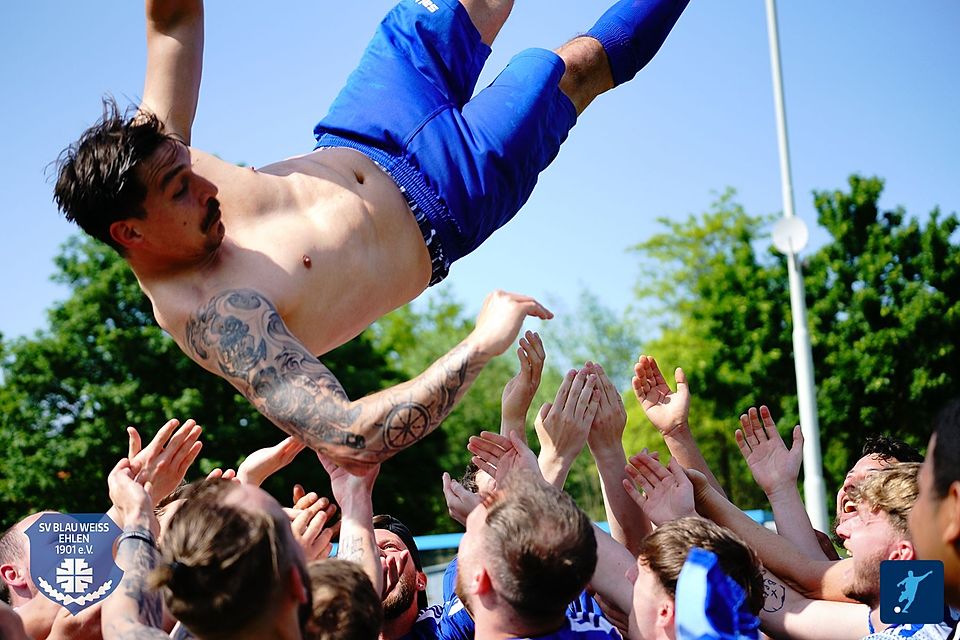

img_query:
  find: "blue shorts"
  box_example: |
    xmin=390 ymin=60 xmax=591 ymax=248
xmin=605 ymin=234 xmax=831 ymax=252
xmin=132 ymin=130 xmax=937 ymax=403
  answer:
xmin=314 ymin=0 xmax=578 ymax=285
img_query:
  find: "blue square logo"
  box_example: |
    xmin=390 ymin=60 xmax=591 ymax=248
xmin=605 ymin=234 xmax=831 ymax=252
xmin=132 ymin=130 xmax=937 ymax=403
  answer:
xmin=879 ymin=560 xmax=944 ymax=625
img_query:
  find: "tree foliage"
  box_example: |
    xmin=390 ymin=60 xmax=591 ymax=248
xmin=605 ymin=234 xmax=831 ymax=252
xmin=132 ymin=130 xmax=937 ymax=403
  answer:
xmin=627 ymin=177 xmax=959 ymax=510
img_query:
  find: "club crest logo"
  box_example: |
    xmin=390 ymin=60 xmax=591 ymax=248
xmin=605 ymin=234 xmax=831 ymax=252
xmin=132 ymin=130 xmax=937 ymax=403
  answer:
xmin=25 ymin=513 xmax=124 ymax=615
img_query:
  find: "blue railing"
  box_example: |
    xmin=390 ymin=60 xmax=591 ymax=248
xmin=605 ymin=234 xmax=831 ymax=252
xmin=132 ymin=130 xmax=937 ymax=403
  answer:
xmin=338 ymin=511 xmax=773 ymax=554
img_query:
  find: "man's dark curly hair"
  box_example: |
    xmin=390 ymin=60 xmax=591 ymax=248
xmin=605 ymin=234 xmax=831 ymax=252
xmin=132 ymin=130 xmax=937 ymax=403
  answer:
xmin=53 ymin=97 xmax=176 ymax=254
xmin=860 ymin=435 xmax=923 ymax=464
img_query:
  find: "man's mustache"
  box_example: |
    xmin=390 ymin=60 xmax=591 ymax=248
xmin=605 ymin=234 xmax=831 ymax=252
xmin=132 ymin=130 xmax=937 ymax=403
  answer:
xmin=202 ymin=198 xmax=222 ymax=232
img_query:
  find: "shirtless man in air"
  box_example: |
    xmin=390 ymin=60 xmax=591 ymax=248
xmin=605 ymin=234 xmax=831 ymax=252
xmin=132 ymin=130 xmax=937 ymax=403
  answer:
xmin=54 ymin=0 xmax=691 ymax=471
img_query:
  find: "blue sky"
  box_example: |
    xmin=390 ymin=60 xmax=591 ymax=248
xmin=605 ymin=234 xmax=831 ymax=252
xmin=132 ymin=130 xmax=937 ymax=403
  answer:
xmin=1 ymin=1 xmax=958 ymax=341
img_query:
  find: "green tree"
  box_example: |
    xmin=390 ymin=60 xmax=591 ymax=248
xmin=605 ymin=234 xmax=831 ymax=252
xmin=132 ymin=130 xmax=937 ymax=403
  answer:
xmin=805 ymin=176 xmax=959 ymax=483
xmin=627 ymin=177 xmax=959 ymax=511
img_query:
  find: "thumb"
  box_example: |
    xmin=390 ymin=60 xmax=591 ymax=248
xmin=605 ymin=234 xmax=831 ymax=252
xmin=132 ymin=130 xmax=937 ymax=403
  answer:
xmin=127 ymin=427 xmax=142 ymax=460
xmin=534 ymin=403 xmax=552 ymax=433
xmin=537 ymin=402 xmax=552 ymax=422
xmin=675 ymin=367 xmax=688 ymax=389
xmin=792 ymin=425 xmax=804 ymax=450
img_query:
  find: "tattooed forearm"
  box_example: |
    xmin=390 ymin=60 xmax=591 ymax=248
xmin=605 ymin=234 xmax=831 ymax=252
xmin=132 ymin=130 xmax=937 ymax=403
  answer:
xmin=338 ymin=533 xmax=364 ymax=564
xmin=102 ymin=533 xmax=167 ymax=640
xmin=762 ymin=573 xmax=786 ymax=613
xmin=186 ymin=290 xmax=490 ymax=463
xmin=336 ymin=522 xmax=381 ymax=595
xmin=373 ymin=343 xmax=482 ymax=453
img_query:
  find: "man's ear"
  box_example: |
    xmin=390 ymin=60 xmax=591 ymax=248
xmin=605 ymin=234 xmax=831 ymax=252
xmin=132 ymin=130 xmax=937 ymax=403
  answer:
xmin=656 ymin=597 xmax=675 ymax=635
xmin=0 ymin=564 xmax=27 ymax=590
xmin=889 ymin=539 xmax=914 ymax=561
xmin=463 ymin=564 xmax=491 ymax=597
xmin=415 ymin=570 xmax=427 ymax=593
xmin=476 ymin=567 xmax=493 ymax=596
xmin=288 ymin=565 xmax=308 ymax=604
xmin=109 ymin=220 xmax=143 ymax=249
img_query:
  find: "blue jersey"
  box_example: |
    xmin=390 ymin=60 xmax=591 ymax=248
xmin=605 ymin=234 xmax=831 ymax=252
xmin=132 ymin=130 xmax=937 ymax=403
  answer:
xmin=402 ymin=596 xmax=474 ymax=640
xmin=405 ymin=558 xmax=620 ymax=639
xmin=864 ymin=607 xmax=960 ymax=640
xmin=508 ymin=610 xmax=622 ymax=639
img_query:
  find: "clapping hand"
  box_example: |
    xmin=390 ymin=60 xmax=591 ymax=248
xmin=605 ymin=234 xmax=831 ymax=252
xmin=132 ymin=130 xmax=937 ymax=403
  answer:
xmin=127 ymin=418 xmax=203 ymax=506
xmin=623 ymin=450 xmax=696 ymax=526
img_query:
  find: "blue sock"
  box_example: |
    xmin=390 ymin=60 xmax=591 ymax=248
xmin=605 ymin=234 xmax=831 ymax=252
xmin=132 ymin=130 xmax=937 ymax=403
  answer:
xmin=586 ymin=0 xmax=691 ymax=87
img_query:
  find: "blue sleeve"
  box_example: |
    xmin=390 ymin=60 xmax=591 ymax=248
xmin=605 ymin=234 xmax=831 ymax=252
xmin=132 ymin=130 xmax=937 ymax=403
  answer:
xmin=442 ymin=556 xmax=459 ymax=602
xmin=437 ymin=597 xmax=474 ymax=640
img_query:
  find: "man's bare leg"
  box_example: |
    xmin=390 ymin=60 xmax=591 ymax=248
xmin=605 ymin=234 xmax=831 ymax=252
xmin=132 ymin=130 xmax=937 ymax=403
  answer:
xmin=558 ymin=0 xmax=692 ymax=115
xmin=557 ymin=38 xmax=615 ymax=115
xmin=459 ymin=0 xmax=515 ymax=47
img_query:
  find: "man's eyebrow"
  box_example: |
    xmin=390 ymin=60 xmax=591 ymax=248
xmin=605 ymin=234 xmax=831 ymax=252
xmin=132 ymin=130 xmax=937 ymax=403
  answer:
xmin=159 ymin=163 xmax=187 ymax=190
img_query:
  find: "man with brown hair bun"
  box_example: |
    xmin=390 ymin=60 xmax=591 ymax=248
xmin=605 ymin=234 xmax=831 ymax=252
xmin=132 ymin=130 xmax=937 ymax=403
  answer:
xmin=102 ymin=458 xmax=313 ymax=640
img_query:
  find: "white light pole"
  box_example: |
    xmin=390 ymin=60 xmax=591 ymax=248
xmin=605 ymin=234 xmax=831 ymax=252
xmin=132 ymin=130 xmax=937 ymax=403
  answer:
xmin=765 ymin=0 xmax=829 ymax=532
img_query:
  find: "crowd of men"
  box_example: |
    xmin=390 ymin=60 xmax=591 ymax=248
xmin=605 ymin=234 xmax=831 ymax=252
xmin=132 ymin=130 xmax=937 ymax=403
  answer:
xmin=5 ymin=0 xmax=958 ymax=637
xmin=2 ymin=333 xmax=959 ymax=640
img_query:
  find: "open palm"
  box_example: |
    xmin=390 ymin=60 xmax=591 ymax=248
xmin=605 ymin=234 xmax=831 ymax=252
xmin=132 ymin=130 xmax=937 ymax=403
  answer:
xmin=632 ymin=355 xmax=690 ymax=436
xmin=735 ymin=405 xmax=803 ymax=496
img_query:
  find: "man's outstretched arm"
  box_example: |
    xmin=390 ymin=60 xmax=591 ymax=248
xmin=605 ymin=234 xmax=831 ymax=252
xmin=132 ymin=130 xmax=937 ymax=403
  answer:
xmin=184 ymin=289 xmax=551 ymax=471
xmin=140 ymin=0 xmax=204 ymax=143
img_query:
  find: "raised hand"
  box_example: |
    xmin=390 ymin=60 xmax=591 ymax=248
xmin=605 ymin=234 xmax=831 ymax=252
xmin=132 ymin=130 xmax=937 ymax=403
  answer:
xmin=127 ymin=418 xmax=203 ymax=506
xmin=534 ymin=368 xmax=600 ymax=468
xmin=283 ymin=490 xmax=337 ymax=525
xmin=735 ymin=406 xmax=803 ymax=498
xmin=584 ymin=362 xmax=627 ymax=453
xmin=317 ymin=453 xmax=381 ymax=593
xmin=107 ymin=458 xmax=157 ymax=533
xmin=623 ymin=450 xmax=696 ymax=525
xmin=632 ymin=355 xmax=690 ymax=437
xmin=468 ymin=290 xmax=553 ymax=357
xmin=236 ymin=436 xmax=306 ymax=487
xmin=501 ymin=331 xmax=546 ymax=432
xmin=288 ymin=491 xmax=339 ymax=562
xmin=441 ymin=472 xmax=482 ymax=526
xmin=467 ymin=430 xmax=541 ymax=485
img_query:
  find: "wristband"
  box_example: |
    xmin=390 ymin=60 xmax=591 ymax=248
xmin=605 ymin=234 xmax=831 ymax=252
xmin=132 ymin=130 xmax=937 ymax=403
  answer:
xmin=116 ymin=528 xmax=157 ymax=550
